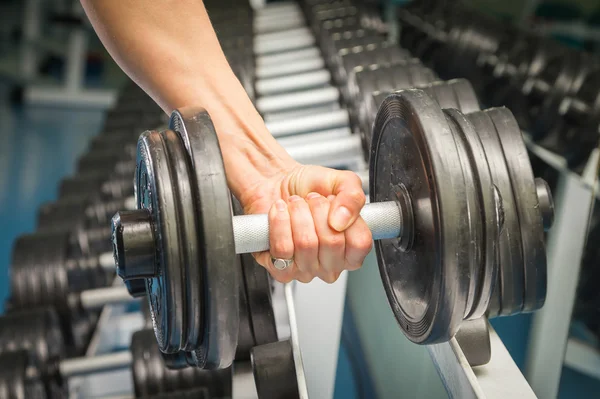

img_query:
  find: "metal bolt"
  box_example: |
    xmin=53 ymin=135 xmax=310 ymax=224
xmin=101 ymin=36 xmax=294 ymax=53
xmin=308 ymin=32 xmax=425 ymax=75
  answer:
xmin=111 ymin=210 xmax=157 ymax=280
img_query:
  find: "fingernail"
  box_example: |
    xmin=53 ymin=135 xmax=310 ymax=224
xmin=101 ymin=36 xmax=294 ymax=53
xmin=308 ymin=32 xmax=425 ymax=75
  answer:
xmin=327 ymin=195 xmax=336 ymax=202
xmin=306 ymin=192 xmax=320 ymax=200
xmin=288 ymin=195 xmax=302 ymax=202
xmin=275 ymin=199 xmax=287 ymax=211
xmin=330 ymin=206 xmax=352 ymax=231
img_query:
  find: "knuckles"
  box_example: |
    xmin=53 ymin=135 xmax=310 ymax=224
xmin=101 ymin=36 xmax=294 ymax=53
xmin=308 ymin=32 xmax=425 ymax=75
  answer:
xmin=320 ymin=232 xmax=345 ymax=249
xmin=294 ymin=234 xmax=318 ymax=251
xmin=271 ymin=241 xmax=293 ymax=257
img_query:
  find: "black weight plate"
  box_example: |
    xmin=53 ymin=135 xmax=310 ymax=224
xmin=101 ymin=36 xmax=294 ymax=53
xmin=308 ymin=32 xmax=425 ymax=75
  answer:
xmin=37 ymin=198 xmax=88 ymax=232
xmin=251 ymin=340 xmax=300 ymax=399
xmin=240 ymin=253 xmax=278 ymax=347
xmin=170 ymin=108 xmax=238 ymax=369
xmin=441 ymin=109 xmax=482 ymax=320
xmin=131 ymin=329 xmax=232 ymax=398
xmin=0 ymin=350 xmax=47 ymax=399
xmin=344 ymin=47 xmax=412 ymax=105
xmin=161 ymin=129 xmax=202 ymax=354
xmin=136 ymin=130 xmax=186 ymax=354
xmin=487 ymin=108 xmax=547 ymax=312
xmin=444 ymin=109 xmax=499 ymax=319
xmin=9 ymin=233 xmax=70 ymax=311
xmin=466 ymin=111 xmax=525 ymax=316
xmin=0 ymin=307 xmax=66 ymax=364
xmin=357 ymin=61 xmax=437 ymax=155
xmin=420 ymin=78 xmax=480 ymax=114
xmin=370 ymin=90 xmax=470 ymax=343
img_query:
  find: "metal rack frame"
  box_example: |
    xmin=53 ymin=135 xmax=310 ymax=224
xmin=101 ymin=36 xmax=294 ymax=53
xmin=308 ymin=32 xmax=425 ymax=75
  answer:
xmin=525 ymin=141 xmax=600 ymax=398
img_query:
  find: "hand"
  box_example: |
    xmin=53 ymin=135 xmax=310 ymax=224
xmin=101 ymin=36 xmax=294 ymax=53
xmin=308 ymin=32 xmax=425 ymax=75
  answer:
xmin=239 ymin=162 xmax=373 ymax=284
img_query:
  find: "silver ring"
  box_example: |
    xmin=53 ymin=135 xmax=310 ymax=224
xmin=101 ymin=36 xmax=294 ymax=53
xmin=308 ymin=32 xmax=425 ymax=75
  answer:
xmin=271 ymin=256 xmax=293 ymax=271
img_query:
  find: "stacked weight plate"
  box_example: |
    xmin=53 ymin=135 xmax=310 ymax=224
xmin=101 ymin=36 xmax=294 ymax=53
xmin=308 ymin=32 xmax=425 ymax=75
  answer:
xmin=397 ymin=1 xmax=600 ymax=173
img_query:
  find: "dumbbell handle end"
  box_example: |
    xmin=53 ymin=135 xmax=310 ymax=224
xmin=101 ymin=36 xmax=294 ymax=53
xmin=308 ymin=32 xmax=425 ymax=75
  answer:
xmin=233 ymin=201 xmax=402 ymax=254
xmin=75 ymin=286 xmax=136 ymax=310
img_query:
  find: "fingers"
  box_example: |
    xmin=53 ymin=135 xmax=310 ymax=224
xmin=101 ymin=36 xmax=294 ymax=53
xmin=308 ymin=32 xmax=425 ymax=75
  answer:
xmin=286 ymin=167 xmax=365 ymax=232
xmin=255 ymin=199 xmax=295 ymax=283
xmin=288 ymin=195 xmax=319 ymax=283
xmin=254 ymin=179 xmax=370 ymax=284
xmin=328 ymin=171 xmax=365 ymax=232
xmin=343 ymin=215 xmax=372 ymax=271
xmin=307 ymin=192 xmax=345 ymax=283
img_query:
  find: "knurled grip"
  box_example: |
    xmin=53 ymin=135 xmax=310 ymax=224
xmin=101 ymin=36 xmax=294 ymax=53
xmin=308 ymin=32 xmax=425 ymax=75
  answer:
xmin=232 ymin=201 xmax=402 ymax=254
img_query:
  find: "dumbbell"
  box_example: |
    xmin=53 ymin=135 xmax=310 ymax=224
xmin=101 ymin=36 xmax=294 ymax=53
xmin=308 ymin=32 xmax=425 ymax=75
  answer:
xmin=37 ymin=194 xmax=136 ymax=232
xmin=8 ymin=232 xmax=136 ymax=322
xmin=251 ymin=339 xmax=300 ymax=399
xmin=0 ymin=309 xmax=231 ymax=399
xmin=58 ymin=171 xmax=135 ymax=200
xmin=111 ymin=100 xmax=553 ymax=368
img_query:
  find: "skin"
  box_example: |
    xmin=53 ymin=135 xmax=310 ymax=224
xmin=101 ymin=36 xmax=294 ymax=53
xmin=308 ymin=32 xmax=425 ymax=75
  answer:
xmin=81 ymin=0 xmax=372 ymax=283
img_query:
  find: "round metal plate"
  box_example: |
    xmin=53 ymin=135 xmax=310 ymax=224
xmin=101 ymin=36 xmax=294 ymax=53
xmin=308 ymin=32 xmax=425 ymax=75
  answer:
xmin=420 ymin=78 xmax=480 ymax=113
xmin=444 ymin=109 xmax=499 ymax=319
xmin=0 ymin=307 xmax=66 ymax=364
xmin=170 ymin=108 xmax=238 ymax=370
xmin=0 ymin=350 xmax=47 ymax=399
xmin=162 ymin=129 xmax=202 ymax=353
xmin=136 ymin=130 xmax=186 ymax=354
xmin=240 ymin=253 xmax=278 ymax=346
xmin=131 ymin=329 xmax=233 ymax=397
xmin=369 ymin=90 xmax=470 ymax=343
xmin=486 ymin=108 xmax=547 ymax=312
xmin=442 ymin=109 xmax=482 ymax=320
xmin=466 ymin=111 xmax=525 ymax=316
xmin=250 ymin=340 xmax=300 ymax=399
xmin=9 ymin=233 xmax=69 ymax=311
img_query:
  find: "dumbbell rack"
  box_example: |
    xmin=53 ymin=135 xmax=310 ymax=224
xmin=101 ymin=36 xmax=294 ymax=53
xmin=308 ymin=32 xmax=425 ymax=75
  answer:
xmin=524 ymin=141 xmax=600 ymax=395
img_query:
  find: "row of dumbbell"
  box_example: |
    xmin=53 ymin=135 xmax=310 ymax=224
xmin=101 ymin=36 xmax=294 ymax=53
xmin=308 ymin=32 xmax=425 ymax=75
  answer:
xmin=398 ymin=0 xmax=600 ymax=172
xmin=4 ymin=4 xmax=303 ymax=397
xmin=3 ymin=87 xmax=165 ymax=371
xmin=0 ymin=306 xmax=238 ymax=398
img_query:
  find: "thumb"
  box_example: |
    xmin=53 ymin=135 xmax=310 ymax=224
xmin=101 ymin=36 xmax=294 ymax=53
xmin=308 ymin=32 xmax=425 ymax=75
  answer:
xmin=288 ymin=166 xmax=365 ymax=232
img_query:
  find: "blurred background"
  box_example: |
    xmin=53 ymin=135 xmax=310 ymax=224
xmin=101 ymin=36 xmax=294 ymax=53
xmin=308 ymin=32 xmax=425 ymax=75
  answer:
xmin=0 ymin=0 xmax=598 ymax=398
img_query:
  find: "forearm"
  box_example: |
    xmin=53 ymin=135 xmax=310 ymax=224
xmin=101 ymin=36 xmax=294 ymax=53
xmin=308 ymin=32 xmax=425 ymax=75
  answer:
xmin=80 ymin=0 xmax=296 ymax=198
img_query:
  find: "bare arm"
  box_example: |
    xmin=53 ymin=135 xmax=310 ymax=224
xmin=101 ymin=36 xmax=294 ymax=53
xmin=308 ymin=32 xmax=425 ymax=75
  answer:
xmin=81 ymin=0 xmax=292 ymax=200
